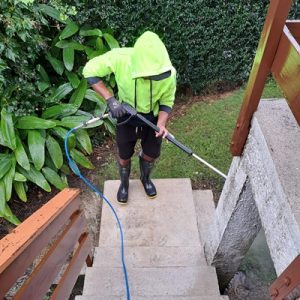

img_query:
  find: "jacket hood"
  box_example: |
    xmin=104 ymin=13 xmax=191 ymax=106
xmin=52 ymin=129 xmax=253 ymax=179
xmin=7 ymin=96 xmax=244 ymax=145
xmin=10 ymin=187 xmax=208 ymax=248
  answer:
xmin=131 ymin=31 xmax=173 ymax=79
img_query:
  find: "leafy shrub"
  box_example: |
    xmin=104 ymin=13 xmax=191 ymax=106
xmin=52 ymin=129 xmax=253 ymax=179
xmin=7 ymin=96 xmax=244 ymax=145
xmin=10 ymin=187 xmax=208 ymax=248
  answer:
xmin=72 ymin=0 xmax=299 ymax=93
xmin=0 ymin=2 xmax=118 ymax=224
xmin=0 ymin=0 xmax=50 ymax=113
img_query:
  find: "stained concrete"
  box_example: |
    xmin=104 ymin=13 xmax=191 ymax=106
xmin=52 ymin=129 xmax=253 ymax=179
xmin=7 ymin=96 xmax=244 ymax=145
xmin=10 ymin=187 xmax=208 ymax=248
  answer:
xmin=76 ymin=296 xmax=228 ymax=300
xmin=204 ymin=99 xmax=300 ymax=293
xmin=99 ymin=179 xmax=201 ymax=248
xmin=93 ymin=246 xmax=206 ymax=267
xmin=78 ymin=179 xmax=226 ymax=299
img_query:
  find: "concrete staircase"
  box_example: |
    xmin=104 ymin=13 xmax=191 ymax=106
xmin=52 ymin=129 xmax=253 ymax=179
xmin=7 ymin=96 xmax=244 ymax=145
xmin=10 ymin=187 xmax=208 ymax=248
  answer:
xmin=76 ymin=178 xmax=227 ymax=299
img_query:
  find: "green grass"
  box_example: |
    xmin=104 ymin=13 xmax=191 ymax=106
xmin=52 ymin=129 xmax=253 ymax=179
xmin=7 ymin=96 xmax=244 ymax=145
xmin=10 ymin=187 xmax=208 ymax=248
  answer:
xmin=95 ymin=79 xmax=284 ymax=193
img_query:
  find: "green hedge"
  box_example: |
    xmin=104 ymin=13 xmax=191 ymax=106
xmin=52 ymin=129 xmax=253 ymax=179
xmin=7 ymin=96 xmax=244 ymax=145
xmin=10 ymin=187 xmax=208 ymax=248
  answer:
xmin=72 ymin=0 xmax=299 ymax=93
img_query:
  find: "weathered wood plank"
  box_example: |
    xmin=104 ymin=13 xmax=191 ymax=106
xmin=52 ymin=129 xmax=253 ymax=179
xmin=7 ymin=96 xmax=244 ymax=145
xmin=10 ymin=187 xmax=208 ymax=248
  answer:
xmin=14 ymin=211 xmax=86 ymax=300
xmin=51 ymin=233 xmax=93 ymax=300
xmin=286 ymin=20 xmax=300 ymax=43
xmin=0 ymin=188 xmax=80 ymax=299
xmin=271 ymin=26 xmax=300 ymax=125
xmin=230 ymin=0 xmax=292 ymax=156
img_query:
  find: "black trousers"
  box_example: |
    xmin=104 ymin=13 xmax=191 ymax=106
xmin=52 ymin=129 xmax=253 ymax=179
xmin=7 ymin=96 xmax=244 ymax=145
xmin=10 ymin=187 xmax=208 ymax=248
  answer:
xmin=116 ymin=115 xmax=162 ymax=160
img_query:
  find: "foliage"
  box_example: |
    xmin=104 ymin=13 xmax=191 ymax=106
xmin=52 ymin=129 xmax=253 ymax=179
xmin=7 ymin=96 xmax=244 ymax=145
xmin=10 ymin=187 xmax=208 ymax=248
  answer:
xmin=71 ymin=0 xmax=299 ymax=93
xmin=0 ymin=2 xmax=118 ymax=224
xmin=0 ymin=0 xmax=49 ymax=114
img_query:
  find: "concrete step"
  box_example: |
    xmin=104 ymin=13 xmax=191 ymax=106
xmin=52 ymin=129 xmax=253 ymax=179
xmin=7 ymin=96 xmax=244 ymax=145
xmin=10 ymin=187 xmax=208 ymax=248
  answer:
xmin=192 ymin=190 xmax=216 ymax=245
xmin=99 ymin=179 xmax=201 ymax=248
xmin=76 ymin=295 xmax=229 ymax=300
xmin=93 ymin=246 xmax=206 ymax=268
xmin=82 ymin=266 xmax=220 ymax=297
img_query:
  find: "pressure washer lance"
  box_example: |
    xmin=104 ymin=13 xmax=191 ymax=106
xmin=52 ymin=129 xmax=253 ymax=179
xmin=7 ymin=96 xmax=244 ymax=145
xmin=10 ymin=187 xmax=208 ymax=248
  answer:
xmin=74 ymin=104 xmax=227 ymax=179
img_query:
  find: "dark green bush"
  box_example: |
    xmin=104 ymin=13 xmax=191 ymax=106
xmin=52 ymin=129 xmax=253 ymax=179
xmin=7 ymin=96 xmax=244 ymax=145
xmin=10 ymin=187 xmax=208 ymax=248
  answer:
xmin=0 ymin=0 xmax=50 ymax=114
xmin=71 ymin=0 xmax=299 ymax=93
xmin=0 ymin=2 xmax=117 ymax=224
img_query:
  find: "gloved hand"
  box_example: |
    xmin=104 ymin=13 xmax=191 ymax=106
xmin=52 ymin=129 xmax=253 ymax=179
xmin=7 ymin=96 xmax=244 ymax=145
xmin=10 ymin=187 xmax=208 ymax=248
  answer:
xmin=107 ymin=96 xmax=127 ymax=118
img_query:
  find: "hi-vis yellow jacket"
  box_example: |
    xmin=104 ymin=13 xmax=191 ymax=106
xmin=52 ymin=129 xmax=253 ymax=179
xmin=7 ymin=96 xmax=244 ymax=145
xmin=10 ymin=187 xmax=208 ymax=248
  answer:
xmin=83 ymin=31 xmax=176 ymax=116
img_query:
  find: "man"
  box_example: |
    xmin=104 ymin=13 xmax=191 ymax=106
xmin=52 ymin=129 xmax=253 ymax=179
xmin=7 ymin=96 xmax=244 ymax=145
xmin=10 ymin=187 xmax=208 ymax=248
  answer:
xmin=83 ymin=31 xmax=176 ymax=204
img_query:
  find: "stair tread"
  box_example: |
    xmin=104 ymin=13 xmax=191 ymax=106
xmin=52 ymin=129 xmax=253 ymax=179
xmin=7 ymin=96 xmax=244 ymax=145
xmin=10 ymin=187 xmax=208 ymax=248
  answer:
xmin=80 ymin=179 xmax=223 ymax=298
xmin=83 ymin=266 xmax=219 ymax=297
xmin=76 ymin=296 xmax=229 ymax=300
xmin=192 ymin=190 xmax=215 ymax=244
xmin=100 ymin=179 xmax=201 ymax=248
xmin=93 ymin=245 xmax=207 ymax=267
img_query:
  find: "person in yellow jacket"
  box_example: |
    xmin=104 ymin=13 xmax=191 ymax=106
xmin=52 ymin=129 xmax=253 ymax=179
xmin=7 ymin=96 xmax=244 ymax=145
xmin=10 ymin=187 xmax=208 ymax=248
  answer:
xmin=83 ymin=31 xmax=176 ymax=204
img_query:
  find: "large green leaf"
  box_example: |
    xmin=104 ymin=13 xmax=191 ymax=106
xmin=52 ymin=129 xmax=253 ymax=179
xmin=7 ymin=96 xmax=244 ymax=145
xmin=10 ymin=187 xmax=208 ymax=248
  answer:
xmin=103 ymin=33 xmax=120 ymax=49
xmin=1 ymin=108 xmax=16 ymax=150
xmin=69 ymin=79 xmax=87 ymax=107
xmin=60 ymin=163 xmax=70 ymax=175
xmin=38 ymin=4 xmax=67 ymax=23
xmin=14 ymin=135 xmax=30 ymax=170
xmin=0 ymin=180 xmax=5 ymax=211
xmin=60 ymin=173 xmax=68 ymax=186
xmin=42 ymin=104 xmax=78 ymax=119
xmin=104 ymin=118 xmax=116 ymax=135
xmin=42 ymin=167 xmax=68 ymax=190
xmin=95 ymin=37 xmax=106 ymax=52
xmin=13 ymin=181 xmax=27 ymax=202
xmin=94 ymin=103 xmax=107 ymax=118
xmin=59 ymin=115 xmax=103 ymax=129
xmin=70 ymin=149 xmax=94 ymax=169
xmin=0 ymin=130 xmax=8 ymax=147
xmin=50 ymin=83 xmax=73 ymax=102
xmin=45 ymin=153 xmax=58 ymax=172
xmin=76 ymin=129 xmax=93 ymax=155
xmin=14 ymin=172 xmax=27 ymax=182
xmin=37 ymin=81 xmax=51 ymax=92
xmin=46 ymin=135 xmax=63 ymax=169
xmin=16 ymin=116 xmax=56 ymax=129
xmin=50 ymin=126 xmax=76 ymax=149
xmin=79 ymin=28 xmax=103 ymax=37
xmin=18 ymin=165 xmax=51 ymax=192
xmin=65 ymin=70 xmax=80 ymax=88
xmin=3 ymin=158 xmax=16 ymax=201
xmin=28 ymin=130 xmax=45 ymax=171
xmin=85 ymin=89 xmax=106 ymax=105
xmin=63 ymin=48 xmax=74 ymax=72
xmin=0 ymin=204 xmax=20 ymax=225
xmin=0 ymin=156 xmax=12 ymax=180
xmin=37 ymin=64 xmax=50 ymax=83
xmin=55 ymin=40 xmax=85 ymax=51
xmin=46 ymin=53 xmax=64 ymax=75
xmin=60 ymin=21 xmax=79 ymax=40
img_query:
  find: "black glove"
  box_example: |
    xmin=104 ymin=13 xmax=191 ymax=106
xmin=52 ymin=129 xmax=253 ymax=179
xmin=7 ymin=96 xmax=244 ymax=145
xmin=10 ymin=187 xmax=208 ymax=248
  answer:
xmin=107 ymin=96 xmax=127 ymax=118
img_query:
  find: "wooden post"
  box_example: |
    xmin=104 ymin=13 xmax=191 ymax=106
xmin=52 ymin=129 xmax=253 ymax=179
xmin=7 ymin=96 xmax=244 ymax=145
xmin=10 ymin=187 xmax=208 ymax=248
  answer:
xmin=230 ymin=0 xmax=292 ymax=156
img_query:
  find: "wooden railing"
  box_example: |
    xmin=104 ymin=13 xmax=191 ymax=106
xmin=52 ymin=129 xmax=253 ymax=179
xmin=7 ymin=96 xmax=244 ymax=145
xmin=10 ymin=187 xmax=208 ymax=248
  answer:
xmin=230 ymin=0 xmax=300 ymax=156
xmin=269 ymin=255 xmax=300 ymax=300
xmin=0 ymin=188 xmax=93 ymax=300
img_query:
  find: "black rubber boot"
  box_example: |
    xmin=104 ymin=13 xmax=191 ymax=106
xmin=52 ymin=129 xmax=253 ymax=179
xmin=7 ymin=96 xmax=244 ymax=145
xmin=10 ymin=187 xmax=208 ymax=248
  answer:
xmin=139 ymin=156 xmax=157 ymax=198
xmin=117 ymin=161 xmax=131 ymax=204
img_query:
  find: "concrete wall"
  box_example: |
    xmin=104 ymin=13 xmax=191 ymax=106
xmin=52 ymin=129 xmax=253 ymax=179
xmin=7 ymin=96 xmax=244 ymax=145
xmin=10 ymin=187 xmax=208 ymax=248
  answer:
xmin=203 ymin=100 xmax=300 ymax=291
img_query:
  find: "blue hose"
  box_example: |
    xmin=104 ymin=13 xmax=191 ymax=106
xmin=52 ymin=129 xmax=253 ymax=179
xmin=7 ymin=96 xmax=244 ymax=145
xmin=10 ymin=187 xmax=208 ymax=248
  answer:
xmin=64 ymin=127 xmax=130 ymax=300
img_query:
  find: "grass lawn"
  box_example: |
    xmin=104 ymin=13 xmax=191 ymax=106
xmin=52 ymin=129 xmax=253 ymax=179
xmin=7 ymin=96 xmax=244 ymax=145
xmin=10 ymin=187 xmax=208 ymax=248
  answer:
xmin=95 ymin=79 xmax=284 ymax=195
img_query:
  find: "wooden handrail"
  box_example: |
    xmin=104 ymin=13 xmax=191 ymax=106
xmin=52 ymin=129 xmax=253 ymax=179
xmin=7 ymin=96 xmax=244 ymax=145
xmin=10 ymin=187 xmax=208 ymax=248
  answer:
xmin=271 ymin=25 xmax=300 ymax=125
xmin=0 ymin=188 xmax=93 ymax=300
xmin=286 ymin=20 xmax=300 ymax=42
xmin=269 ymin=255 xmax=300 ymax=299
xmin=230 ymin=0 xmax=293 ymax=156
